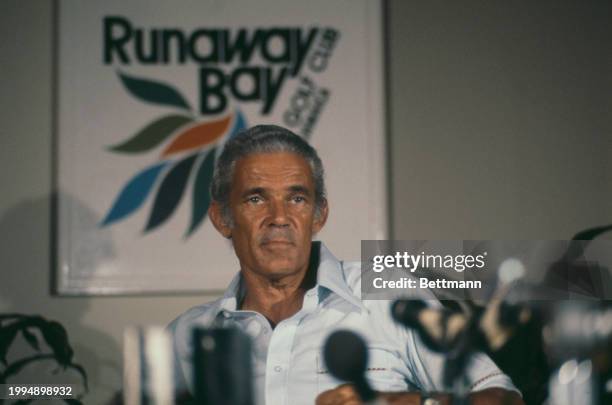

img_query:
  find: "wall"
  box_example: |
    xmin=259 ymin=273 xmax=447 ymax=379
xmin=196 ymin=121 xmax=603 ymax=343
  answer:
xmin=1 ymin=1 xmax=611 ymax=403
xmin=388 ymin=0 xmax=612 ymax=239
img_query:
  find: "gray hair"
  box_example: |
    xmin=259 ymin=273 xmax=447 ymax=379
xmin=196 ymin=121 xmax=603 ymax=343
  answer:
xmin=210 ymin=125 xmax=326 ymax=225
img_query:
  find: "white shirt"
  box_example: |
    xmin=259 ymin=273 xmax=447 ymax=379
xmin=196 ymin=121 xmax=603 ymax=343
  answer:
xmin=168 ymin=242 xmax=517 ymax=404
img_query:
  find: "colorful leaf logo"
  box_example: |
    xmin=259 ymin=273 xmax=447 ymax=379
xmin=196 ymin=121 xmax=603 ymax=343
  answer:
xmin=101 ymin=162 xmax=168 ymax=225
xmin=118 ymin=71 xmax=192 ymax=111
xmin=101 ymin=72 xmax=248 ymax=236
xmin=161 ymin=115 xmax=231 ymax=157
xmin=108 ymin=115 xmax=193 ymax=154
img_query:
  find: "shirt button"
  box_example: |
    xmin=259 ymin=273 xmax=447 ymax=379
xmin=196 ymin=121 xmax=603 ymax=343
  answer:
xmin=274 ymin=365 xmax=282 ymax=372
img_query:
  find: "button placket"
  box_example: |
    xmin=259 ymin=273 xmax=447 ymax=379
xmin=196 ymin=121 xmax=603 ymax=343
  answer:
xmin=264 ymin=319 xmax=300 ymax=405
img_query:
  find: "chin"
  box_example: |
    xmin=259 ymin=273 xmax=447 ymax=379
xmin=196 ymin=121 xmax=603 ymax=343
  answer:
xmin=267 ymin=262 xmax=300 ymax=274
xmin=260 ymin=260 xmax=301 ymax=278
xmin=259 ymin=245 xmax=298 ymax=262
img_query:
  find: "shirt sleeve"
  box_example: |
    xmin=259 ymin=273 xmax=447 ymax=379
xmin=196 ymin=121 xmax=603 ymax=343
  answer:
xmin=401 ymin=303 xmax=520 ymax=395
xmin=167 ymin=304 xmax=219 ymax=401
xmin=376 ymin=278 xmax=520 ymax=395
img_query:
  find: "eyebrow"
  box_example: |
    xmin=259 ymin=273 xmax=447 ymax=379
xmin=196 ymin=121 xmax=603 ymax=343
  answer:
xmin=288 ymin=185 xmax=311 ymax=194
xmin=240 ymin=185 xmax=312 ymax=198
xmin=241 ymin=187 xmax=266 ymax=198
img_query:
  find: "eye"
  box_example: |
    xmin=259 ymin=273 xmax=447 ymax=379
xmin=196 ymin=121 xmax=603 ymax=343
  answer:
xmin=247 ymin=196 xmax=262 ymax=204
xmin=291 ymin=195 xmax=306 ymax=204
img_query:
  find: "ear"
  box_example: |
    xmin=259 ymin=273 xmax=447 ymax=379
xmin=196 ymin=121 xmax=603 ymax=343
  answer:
xmin=313 ymin=198 xmax=329 ymax=234
xmin=208 ymin=201 xmax=232 ymax=239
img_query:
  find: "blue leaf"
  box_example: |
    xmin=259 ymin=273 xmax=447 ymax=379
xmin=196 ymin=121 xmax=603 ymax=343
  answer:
xmin=187 ymin=149 xmax=216 ymax=236
xmin=101 ymin=162 xmax=168 ymax=226
xmin=215 ymin=109 xmax=248 ymax=160
xmin=228 ymin=109 xmax=247 ymax=140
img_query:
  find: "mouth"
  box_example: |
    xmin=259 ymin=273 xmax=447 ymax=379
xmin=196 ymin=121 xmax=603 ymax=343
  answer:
xmin=261 ymin=240 xmax=294 ymax=246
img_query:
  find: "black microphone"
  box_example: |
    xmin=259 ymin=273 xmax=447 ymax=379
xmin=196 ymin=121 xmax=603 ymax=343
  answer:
xmin=391 ymin=300 xmax=428 ymax=330
xmin=392 ymin=299 xmax=461 ymax=353
xmin=323 ymin=330 xmax=377 ymax=402
xmin=192 ymin=327 xmax=254 ymax=405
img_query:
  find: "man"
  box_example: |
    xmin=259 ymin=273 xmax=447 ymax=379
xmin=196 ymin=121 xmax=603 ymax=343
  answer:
xmin=168 ymin=125 xmax=523 ymax=404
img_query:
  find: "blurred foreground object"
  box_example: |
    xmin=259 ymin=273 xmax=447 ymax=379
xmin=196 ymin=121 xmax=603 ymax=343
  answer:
xmin=392 ymin=224 xmax=612 ymax=404
xmin=323 ymin=330 xmax=384 ymax=404
xmin=192 ymin=327 xmax=254 ymax=405
xmin=124 ymin=326 xmax=173 ymax=405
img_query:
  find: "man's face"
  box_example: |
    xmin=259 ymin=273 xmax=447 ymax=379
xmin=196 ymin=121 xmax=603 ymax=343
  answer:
xmin=213 ymin=152 xmax=327 ymax=280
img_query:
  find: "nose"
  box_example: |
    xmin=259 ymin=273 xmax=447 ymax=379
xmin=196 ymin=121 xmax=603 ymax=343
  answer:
xmin=268 ymin=198 xmax=289 ymax=227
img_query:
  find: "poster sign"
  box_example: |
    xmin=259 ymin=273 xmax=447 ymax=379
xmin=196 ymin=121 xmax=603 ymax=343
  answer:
xmin=56 ymin=0 xmax=386 ymax=294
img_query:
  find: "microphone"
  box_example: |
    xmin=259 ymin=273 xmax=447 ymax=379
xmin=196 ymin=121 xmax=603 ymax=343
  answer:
xmin=392 ymin=299 xmax=474 ymax=390
xmin=392 ymin=299 xmax=468 ymax=353
xmin=192 ymin=327 xmax=254 ymax=405
xmin=391 ymin=300 xmax=427 ymax=330
xmin=323 ymin=330 xmax=377 ymax=402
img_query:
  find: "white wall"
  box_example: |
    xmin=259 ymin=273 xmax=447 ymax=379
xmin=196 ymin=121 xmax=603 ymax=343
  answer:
xmin=388 ymin=0 xmax=612 ymax=239
xmin=1 ymin=1 xmax=611 ymax=403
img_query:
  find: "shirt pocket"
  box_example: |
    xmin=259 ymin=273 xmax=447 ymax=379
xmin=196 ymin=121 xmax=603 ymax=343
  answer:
xmin=315 ymin=350 xmax=340 ymax=394
xmin=364 ymin=344 xmax=407 ymax=392
xmin=314 ymin=344 xmax=407 ymax=394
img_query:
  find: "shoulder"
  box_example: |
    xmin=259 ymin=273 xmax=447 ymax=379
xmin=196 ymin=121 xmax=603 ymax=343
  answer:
xmin=337 ymin=260 xmax=417 ymax=342
xmin=339 ymin=260 xmax=437 ymax=302
xmin=336 ymin=260 xmax=519 ymax=394
xmin=166 ymin=298 xmax=225 ymax=396
xmin=339 ymin=260 xmax=363 ymax=291
xmin=167 ymin=297 xmax=223 ymax=341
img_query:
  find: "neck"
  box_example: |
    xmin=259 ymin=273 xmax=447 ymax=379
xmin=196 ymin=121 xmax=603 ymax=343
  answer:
xmin=239 ymin=243 xmax=320 ymax=327
xmin=240 ymin=268 xmax=309 ymax=328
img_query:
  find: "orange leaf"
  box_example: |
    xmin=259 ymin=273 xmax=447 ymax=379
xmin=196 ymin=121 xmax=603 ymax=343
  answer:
xmin=161 ymin=115 xmax=231 ymax=157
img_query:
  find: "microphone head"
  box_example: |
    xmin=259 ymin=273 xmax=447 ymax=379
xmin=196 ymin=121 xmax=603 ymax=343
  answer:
xmin=323 ymin=330 xmax=368 ymax=382
xmin=391 ymin=299 xmax=427 ymax=328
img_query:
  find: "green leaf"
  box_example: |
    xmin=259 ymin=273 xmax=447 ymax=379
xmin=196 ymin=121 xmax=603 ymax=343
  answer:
xmin=0 ymin=324 xmax=21 ymax=365
xmin=0 ymin=314 xmax=26 ymax=322
xmin=39 ymin=321 xmax=73 ymax=366
xmin=0 ymin=315 xmax=47 ymax=364
xmin=118 ymin=70 xmax=192 ymax=111
xmin=65 ymin=363 xmax=89 ymax=392
xmin=21 ymin=328 xmax=40 ymax=352
xmin=0 ymin=314 xmax=88 ymax=399
xmin=571 ymin=224 xmax=612 ymax=241
xmin=108 ymin=114 xmax=193 ymax=154
xmin=0 ymin=354 xmax=88 ymax=394
xmin=0 ymin=354 xmax=55 ymax=381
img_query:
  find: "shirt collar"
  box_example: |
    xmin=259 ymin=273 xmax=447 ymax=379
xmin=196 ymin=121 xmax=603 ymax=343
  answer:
xmin=217 ymin=242 xmax=366 ymax=314
xmin=316 ymin=242 xmax=366 ymax=312
xmin=218 ymin=272 xmax=243 ymax=313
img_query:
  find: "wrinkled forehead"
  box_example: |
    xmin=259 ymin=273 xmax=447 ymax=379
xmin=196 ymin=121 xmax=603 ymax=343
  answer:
xmin=231 ymin=152 xmax=315 ymax=192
